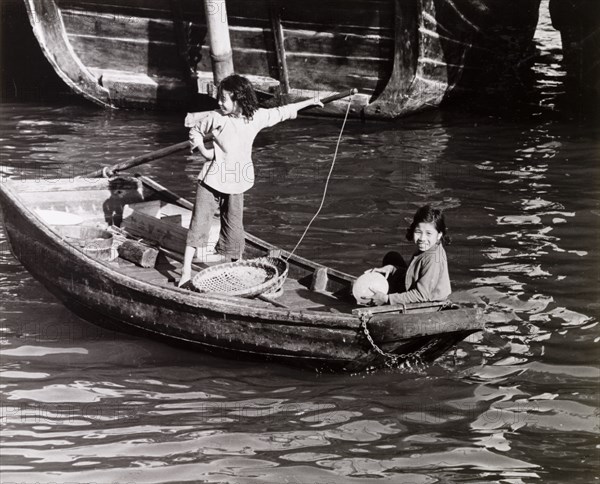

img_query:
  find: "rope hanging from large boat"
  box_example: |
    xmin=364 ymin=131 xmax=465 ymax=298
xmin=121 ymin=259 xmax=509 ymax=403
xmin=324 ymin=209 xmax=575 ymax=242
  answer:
xmin=285 ymin=95 xmax=354 ymax=261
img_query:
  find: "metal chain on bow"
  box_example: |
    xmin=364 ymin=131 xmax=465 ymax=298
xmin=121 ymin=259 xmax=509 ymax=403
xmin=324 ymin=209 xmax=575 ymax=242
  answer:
xmin=359 ymin=314 xmax=440 ymax=370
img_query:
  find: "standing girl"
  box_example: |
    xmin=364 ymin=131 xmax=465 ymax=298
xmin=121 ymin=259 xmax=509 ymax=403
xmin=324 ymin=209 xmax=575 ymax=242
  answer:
xmin=369 ymin=205 xmax=452 ymax=305
xmin=179 ymin=74 xmax=322 ymax=286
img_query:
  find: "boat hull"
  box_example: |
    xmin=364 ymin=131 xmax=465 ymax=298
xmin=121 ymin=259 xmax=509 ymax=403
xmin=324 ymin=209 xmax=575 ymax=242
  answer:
xmin=549 ymin=0 xmax=600 ymax=112
xmin=22 ymin=0 xmax=542 ymax=118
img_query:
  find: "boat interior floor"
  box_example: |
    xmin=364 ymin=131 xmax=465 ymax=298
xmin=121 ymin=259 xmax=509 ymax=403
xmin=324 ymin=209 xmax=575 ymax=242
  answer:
xmin=111 ymin=251 xmax=355 ymax=313
xmin=17 ymin=184 xmax=358 ymax=314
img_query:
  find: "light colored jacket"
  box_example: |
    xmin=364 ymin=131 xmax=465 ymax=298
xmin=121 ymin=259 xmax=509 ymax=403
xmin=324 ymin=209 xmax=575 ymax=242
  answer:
xmin=389 ymin=243 xmax=451 ymax=304
xmin=185 ymin=105 xmax=298 ymax=194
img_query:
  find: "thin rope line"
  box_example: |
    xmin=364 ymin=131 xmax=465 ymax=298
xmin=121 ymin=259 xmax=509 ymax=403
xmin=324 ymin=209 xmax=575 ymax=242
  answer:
xmin=286 ymin=97 xmax=353 ymax=261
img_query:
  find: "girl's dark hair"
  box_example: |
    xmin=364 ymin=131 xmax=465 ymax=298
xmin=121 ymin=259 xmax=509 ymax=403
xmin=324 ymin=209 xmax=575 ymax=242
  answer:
xmin=405 ymin=205 xmax=451 ymax=245
xmin=217 ymin=74 xmax=259 ymax=119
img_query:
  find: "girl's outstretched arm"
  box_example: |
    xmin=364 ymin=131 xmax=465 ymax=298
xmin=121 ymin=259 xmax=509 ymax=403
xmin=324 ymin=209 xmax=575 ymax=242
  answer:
xmin=258 ymin=98 xmax=322 ymax=129
xmin=255 ymin=97 xmax=325 ymax=130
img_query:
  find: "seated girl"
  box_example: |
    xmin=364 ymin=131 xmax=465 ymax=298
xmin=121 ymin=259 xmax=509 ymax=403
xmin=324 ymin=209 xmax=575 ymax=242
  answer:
xmin=369 ymin=205 xmax=451 ymax=306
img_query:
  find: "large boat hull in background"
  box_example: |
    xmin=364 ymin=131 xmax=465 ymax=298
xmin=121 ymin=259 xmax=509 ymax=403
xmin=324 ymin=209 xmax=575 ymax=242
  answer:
xmin=21 ymin=0 xmax=543 ymax=118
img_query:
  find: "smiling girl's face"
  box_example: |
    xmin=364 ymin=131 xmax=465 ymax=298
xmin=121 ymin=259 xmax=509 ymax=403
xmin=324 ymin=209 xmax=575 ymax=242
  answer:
xmin=218 ymin=89 xmax=240 ymax=116
xmin=412 ymin=222 xmax=442 ymax=252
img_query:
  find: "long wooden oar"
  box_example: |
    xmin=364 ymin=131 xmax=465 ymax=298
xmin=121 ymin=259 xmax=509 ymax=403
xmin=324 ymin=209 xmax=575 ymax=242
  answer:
xmin=86 ymin=88 xmax=357 ymax=178
xmin=314 ymin=89 xmax=358 ymax=105
xmin=86 ymin=140 xmax=191 ymax=178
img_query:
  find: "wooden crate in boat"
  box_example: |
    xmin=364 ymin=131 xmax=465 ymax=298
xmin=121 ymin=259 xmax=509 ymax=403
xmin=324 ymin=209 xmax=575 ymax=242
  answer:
xmin=121 ymin=200 xmax=219 ymax=254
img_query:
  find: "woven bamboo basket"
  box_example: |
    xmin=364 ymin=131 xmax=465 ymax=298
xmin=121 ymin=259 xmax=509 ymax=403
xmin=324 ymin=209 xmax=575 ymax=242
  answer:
xmin=255 ymin=257 xmax=289 ymax=298
xmin=191 ymin=259 xmax=279 ymax=297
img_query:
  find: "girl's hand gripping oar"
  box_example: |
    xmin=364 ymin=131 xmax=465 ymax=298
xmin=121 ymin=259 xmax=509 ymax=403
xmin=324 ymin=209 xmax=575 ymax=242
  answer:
xmin=86 ymin=88 xmax=357 ymax=178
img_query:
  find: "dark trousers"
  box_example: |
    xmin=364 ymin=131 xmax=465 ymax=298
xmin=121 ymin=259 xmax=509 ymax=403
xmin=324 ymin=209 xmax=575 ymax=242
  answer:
xmin=186 ymin=182 xmax=244 ymax=259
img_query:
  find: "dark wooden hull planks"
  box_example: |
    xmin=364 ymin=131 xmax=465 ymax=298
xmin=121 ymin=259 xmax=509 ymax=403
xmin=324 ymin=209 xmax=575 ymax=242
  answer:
xmin=22 ymin=0 xmax=542 ymax=118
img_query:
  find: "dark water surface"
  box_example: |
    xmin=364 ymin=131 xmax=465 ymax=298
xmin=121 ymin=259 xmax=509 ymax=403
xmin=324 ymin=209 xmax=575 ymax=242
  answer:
xmin=1 ymin=9 xmax=599 ymax=484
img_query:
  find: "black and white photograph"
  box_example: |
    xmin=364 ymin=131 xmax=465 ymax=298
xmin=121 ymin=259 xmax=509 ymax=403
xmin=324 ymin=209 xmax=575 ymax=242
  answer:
xmin=1 ymin=0 xmax=598 ymax=482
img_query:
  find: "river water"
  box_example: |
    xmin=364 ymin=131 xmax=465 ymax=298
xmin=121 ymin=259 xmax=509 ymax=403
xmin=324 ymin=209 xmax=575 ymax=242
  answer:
xmin=1 ymin=5 xmax=598 ymax=483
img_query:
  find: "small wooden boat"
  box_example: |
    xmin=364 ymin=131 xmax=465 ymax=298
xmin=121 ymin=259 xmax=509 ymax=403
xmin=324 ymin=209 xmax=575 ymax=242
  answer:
xmin=22 ymin=0 xmax=543 ymax=118
xmin=0 ymin=175 xmax=483 ymax=371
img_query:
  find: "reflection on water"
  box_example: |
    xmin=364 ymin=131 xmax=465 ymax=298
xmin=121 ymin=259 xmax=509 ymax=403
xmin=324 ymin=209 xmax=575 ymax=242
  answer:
xmin=1 ymin=6 xmax=599 ymax=484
